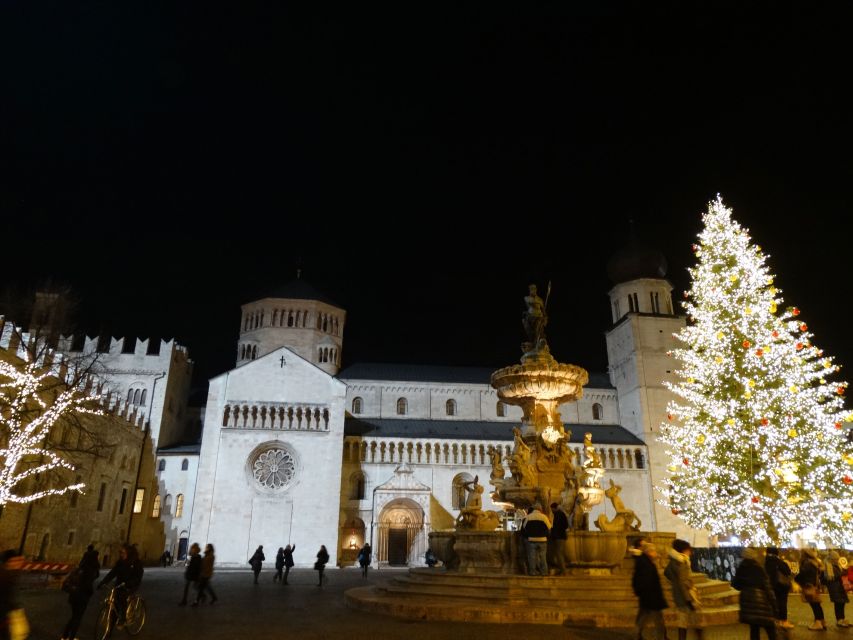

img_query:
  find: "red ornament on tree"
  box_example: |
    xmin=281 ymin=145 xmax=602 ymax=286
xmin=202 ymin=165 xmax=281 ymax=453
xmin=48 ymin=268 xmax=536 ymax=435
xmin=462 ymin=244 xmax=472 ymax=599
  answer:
xmin=692 ymin=244 xmax=699 ymax=253
xmin=836 ymin=422 xmax=843 ymax=430
xmin=751 ymin=496 xmax=760 ymax=504
xmin=760 ymin=418 xmax=769 ymax=426
xmin=844 ymin=476 xmax=853 ymax=485
xmin=683 ymin=458 xmax=690 ymax=466
xmin=839 ymin=387 xmax=846 ymax=396
xmin=796 ymin=343 xmax=804 ymax=351
xmin=771 ymin=330 xmax=779 ymax=339
xmin=756 ymin=348 xmax=764 ymax=357
xmin=792 ymin=307 xmax=801 ymax=316
xmin=667 ymin=414 xmax=674 ymax=421
xmin=742 ymin=340 xmax=751 ymax=348
xmin=800 ymin=323 xmax=808 ymax=332
xmin=671 ymin=508 xmax=680 ymax=515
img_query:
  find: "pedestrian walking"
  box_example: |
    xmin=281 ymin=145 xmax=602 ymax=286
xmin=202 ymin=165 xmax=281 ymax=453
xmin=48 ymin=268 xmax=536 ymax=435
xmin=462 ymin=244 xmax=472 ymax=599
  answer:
xmin=795 ymin=547 xmax=826 ymax=631
xmin=823 ymin=550 xmax=850 ymax=628
xmin=764 ymin=547 xmax=794 ymax=629
xmin=548 ymin=502 xmax=568 ymax=575
xmin=357 ymin=543 xmax=372 ymax=578
xmin=283 ymin=545 xmax=295 ymax=584
xmin=178 ymin=543 xmax=201 ymax=605
xmin=632 ymin=540 xmax=668 ymax=640
xmin=249 ymin=545 xmax=265 ymax=584
xmin=315 ymin=545 xmax=329 ymax=586
xmin=664 ymin=539 xmax=703 ymax=640
xmin=194 ymin=544 xmax=218 ymax=605
xmin=61 ymin=544 xmax=100 ymax=640
xmin=731 ymin=548 xmax=776 ymax=640
xmin=274 ymin=547 xmax=285 ymax=583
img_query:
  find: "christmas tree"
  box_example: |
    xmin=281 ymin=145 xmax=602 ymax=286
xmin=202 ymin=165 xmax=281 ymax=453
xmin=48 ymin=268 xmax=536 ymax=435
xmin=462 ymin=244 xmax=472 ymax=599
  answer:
xmin=659 ymin=197 xmax=853 ymax=545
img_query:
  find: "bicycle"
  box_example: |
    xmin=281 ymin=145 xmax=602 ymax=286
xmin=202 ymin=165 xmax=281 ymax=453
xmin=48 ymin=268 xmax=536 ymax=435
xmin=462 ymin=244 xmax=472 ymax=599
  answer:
xmin=94 ymin=582 xmax=146 ymax=639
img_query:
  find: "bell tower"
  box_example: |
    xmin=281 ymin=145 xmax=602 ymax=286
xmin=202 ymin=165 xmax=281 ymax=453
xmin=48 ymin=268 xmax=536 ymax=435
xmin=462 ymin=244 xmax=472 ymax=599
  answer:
xmin=236 ymin=280 xmax=345 ymax=376
xmin=603 ymin=234 xmax=699 ymax=541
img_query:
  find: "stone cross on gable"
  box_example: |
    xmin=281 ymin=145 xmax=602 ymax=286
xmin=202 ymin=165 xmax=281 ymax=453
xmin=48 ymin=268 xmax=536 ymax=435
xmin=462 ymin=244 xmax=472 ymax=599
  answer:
xmin=280 ymin=356 xmax=286 ymax=368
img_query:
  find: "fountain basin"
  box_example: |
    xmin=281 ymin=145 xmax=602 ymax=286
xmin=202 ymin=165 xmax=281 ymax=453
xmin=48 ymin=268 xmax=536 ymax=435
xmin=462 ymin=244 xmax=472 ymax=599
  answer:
xmin=565 ymin=531 xmax=627 ymax=569
xmin=491 ymin=362 xmax=588 ymax=403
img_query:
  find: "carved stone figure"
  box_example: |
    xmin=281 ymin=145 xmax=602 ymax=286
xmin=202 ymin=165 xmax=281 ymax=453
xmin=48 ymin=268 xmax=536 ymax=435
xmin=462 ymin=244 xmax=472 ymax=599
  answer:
xmin=521 ymin=284 xmax=547 ymax=349
xmin=594 ymin=479 xmax=642 ymax=532
xmin=509 ymin=427 xmax=536 ymax=487
xmin=455 ymin=475 xmax=501 ymax=531
xmin=581 ymin=432 xmax=604 ymax=488
xmin=488 ymin=447 xmax=504 ymax=484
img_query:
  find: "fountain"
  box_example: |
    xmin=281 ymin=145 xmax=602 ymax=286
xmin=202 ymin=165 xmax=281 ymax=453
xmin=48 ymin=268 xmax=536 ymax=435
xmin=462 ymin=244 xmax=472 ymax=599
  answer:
xmin=345 ymin=285 xmax=739 ymax=627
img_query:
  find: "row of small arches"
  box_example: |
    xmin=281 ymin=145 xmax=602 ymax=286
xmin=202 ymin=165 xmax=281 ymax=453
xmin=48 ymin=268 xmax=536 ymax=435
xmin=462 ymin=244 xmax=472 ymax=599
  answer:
xmin=342 ymin=438 xmax=645 ymax=470
xmin=239 ymin=344 xmax=259 ymax=361
xmin=127 ymin=387 xmax=148 ymax=406
xmin=318 ymin=347 xmax=339 ymax=364
xmin=242 ymin=308 xmax=341 ymax=335
xmin=158 ymin=458 xmax=190 ymax=471
xmin=222 ymin=404 xmax=330 ymax=430
xmin=151 ymin=493 xmax=184 ymax=518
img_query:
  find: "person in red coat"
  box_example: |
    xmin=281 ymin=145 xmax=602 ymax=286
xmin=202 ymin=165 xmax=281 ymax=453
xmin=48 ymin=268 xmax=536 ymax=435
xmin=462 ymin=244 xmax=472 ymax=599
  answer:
xmin=632 ymin=540 xmax=669 ymax=640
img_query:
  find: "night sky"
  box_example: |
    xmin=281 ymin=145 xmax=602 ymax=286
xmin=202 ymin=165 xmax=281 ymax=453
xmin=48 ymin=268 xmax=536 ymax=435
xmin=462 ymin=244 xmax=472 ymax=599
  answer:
xmin=1 ymin=3 xmax=851 ymax=389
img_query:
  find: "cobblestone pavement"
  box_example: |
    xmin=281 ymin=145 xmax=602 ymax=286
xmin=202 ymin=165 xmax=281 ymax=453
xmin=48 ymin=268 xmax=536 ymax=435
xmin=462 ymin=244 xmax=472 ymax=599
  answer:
xmin=17 ymin=567 xmax=853 ymax=640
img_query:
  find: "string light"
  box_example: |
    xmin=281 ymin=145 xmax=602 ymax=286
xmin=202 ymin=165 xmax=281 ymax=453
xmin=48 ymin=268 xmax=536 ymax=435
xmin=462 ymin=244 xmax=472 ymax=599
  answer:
xmin=0 ymin=352 xmax=102 ymax=505
xmin=658 ymin=196 xmax=853 ymax=545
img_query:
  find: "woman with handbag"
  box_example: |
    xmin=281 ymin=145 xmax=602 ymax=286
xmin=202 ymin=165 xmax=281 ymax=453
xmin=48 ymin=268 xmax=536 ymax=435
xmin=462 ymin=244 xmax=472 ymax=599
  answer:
xmin=765 ymin=547 xmax=794 ymax=629
xmin=796 ymin=547 xmax=826 ymax=631
xmin=823 ymin=551 xmax=850 ymax=628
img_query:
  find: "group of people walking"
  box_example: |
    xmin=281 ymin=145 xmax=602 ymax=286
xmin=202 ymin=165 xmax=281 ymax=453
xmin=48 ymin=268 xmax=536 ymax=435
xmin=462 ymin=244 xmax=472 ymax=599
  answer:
xmin=179 ymin=543 xmax=217 ymax=606
xmin=632 ymin=539 xmax=852 ymax=640
xmin=249 ymin=543 xmax=332 ymax=586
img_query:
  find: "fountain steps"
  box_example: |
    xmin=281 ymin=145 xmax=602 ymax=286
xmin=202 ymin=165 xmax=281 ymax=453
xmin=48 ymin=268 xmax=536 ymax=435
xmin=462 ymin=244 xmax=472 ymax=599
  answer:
xmin=345 ymin=568 xmax=740 ymax=627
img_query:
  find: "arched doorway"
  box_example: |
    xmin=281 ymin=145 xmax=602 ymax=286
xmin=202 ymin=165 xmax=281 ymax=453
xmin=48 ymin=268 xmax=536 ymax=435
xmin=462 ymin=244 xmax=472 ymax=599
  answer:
xmin=377 ymin=498 xmax=424 ymax=566
xmin=178 ymin=530 xmax=189 ymax=561
xmin=339 ymin=517 xmax=366 ymax=565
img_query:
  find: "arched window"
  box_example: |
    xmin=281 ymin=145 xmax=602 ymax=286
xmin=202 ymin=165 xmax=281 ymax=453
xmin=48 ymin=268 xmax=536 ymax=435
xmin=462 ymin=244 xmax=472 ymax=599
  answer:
xmin=140 ymin=389 xmax=147 ymax=405
xmin=635 ymin=450 xmax=645 ymax=469
xmin=164 ymin=494 xmax=173 ymax=515
xmin=151 ymin=495 xmax=161 ymax=517
xmin=127 ymin=389 xmax=133 ymax=403
xmin=452 ymin=473 xmax=474 ymax=509
xmin=352 ymin=397 xmax=363 ymax=414
xmin=496 ymin=401 xmax=506 ymax=417
xmin=240 ymin=344 xmax=246 ymax=359
xmin=592 ymin=403 xmax=603 ymax=421
xmin=446 ymin=399 xmax=456 ymax=416
xmin=175 ymin=494 xmax=184 ymax=518
xmin=133 ymin=389 xmax=141 ymax=405
xmin=181 ymin=458 xmax=189 ymax=471
xmin=158 ymin=459 xmax=166 ymax=472
xmin=351 ymin=472 xmax=365 ymax=500
xmin=252 ymin=345 xmax=258 ymax=359
xmin=396 ymin=398 xmax=408 ymax=415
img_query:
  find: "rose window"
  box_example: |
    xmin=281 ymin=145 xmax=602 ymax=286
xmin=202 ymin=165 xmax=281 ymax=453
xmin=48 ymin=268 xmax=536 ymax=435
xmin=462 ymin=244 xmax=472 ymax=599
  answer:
xmin=252 ymin=447 xmax=295 ymax=490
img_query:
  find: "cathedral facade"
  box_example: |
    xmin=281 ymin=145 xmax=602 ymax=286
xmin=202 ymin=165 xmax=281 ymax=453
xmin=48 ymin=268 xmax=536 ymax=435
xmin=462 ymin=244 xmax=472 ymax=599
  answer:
xmin=179 ymin=250 xmax=698 ymax=567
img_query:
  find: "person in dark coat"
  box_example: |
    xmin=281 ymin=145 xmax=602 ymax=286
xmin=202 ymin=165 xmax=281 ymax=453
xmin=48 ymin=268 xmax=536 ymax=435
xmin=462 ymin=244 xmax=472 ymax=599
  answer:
xmin=796 ymin=547 xmax=826 ymax=630
xmin=249 ymin=545 xmax=265 ymax=584
xmin=273 ymin=547 xmax=285 ymax=583
xmin=357 ymin=543 xmax=372 ymax=578
xmin=823 ymin=550 xmax=850 ymax=628
xmin=178 ymin=543 xmax=201 ymax=605
xmin=97 ymin=544 xmax=144 ymax=627
xmin=315 ymin=545 xmax=329 ymax=587
xmin=548 ymin=502 xmax=569 ymax=576
xmin=764 ymin=547 xmax=794 ymax=629
xmin=282 ymin=545 xmax=295 ymax=585
xmin=731 ymin=548 xmax=776 ymax=640
xmin=194 ymin=544 xmax=217 ymax=605
xmin=61 ymin=545 xmax=100 ymax=640
xmin=631 ymin=540 xmax=668 ymax=640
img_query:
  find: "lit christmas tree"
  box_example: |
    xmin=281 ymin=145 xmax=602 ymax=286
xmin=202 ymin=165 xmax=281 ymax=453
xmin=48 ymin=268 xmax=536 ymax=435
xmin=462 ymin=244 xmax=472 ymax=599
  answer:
xmin=660 ymin=196 xmax=853 ymax=545
xmin=0 ymin=352 xmax=98 ymax=505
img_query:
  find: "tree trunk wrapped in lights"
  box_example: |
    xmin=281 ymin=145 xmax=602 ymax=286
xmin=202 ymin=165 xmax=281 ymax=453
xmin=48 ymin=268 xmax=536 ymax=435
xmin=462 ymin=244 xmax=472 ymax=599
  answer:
xmin=659 ymin=196 xmax=853 ymax=545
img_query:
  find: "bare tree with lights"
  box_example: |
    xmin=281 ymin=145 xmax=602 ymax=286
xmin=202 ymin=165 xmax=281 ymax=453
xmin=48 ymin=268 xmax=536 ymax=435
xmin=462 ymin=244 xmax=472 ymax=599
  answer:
xmin=659 ymin=197 xmax=853 ymax=545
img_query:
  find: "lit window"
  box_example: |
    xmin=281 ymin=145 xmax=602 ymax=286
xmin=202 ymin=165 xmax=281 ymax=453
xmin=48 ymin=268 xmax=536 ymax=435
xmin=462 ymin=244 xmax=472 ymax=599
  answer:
xmin=396 ymin=398 xmax=408 ymax=415
xmin=175 ymin=494 xmax=184 ymax=518
xmin=151 ymin=495 xmax=161 ymax=518
xmin=352 ymin=397 xmax=363 ymax=414
xmin=133 ymin=488 xmax=145 ymax=514
xmin=446 ymin=399 xmax=456 ymax=416
xmin=592 ymin=403 xmax=603 ymax=421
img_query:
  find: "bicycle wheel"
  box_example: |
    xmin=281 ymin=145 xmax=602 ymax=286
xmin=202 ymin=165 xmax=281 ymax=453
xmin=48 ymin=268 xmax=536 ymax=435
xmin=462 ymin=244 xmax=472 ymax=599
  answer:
xmin=124 ymin=595 xmax=146 ymax=635
xmin=94 ymin=603 xmax=114 ymax=640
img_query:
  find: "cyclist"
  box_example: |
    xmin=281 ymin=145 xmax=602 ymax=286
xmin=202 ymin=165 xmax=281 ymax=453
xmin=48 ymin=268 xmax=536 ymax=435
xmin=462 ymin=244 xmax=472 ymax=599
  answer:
xmin=97 ymin=544 xmax=144 ymax=628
